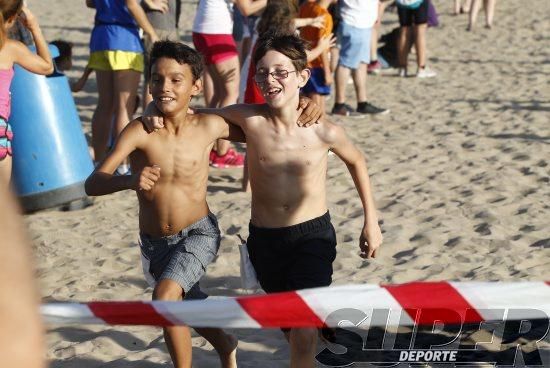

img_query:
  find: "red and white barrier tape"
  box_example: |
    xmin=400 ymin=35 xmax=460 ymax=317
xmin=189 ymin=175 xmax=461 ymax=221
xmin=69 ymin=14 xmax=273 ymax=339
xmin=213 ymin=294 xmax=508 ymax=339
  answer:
xmin=41 ymin=281 xmax=550 ymax=328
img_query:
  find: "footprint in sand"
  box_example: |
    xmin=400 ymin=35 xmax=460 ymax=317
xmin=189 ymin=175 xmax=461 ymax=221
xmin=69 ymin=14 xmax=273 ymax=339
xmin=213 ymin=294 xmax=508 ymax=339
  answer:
xmin=516 ymin=206 xmax=529 ymax=215
xmin=512 ymin=154 xmax=530 ymax=161
xmin=393 ymin=247 xmax=416 ymax=260
xmin=520 ymin=167 xmax=534 ymax=176
xmin=474 ymin=222 xmax=492 ymax=235
xmin=519 ymin=225 xmax=536 ymax=232
xmin=530 ymin=239 xmax=550 ymax=249
xmin=444 ymin=237 xmax=461 ymax=247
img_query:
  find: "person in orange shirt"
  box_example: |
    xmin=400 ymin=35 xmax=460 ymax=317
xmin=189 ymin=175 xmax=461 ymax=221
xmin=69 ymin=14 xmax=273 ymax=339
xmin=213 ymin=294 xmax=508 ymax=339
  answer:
xmin=299 ymin=0 xmax=334 ymax=115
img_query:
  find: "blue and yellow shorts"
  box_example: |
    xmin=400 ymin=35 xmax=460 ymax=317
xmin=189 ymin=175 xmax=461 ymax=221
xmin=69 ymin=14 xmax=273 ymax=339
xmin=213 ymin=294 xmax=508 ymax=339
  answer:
xmin=88 ymin=50 xmax=144 ymax=72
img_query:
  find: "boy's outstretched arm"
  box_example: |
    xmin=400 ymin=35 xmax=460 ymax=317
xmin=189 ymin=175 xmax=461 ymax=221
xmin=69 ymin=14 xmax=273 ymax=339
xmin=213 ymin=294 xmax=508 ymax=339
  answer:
xmin=327 ymin=124 xmax=383 ymax=258
xmin=85 ymin=120 xmax=158 ymax=196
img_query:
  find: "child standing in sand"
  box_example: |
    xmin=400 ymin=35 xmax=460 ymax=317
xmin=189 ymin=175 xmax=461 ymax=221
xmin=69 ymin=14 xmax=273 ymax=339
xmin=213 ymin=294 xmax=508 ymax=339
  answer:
xmin=85 ymin=0 xmax=159 ymax=164
xmin=0 ymin=1 xmax=53 ymax=186
xmin=86 ymin=40 xmax=321 ymax=368
xmin=147 ymin=32 xmax=383 ymax=368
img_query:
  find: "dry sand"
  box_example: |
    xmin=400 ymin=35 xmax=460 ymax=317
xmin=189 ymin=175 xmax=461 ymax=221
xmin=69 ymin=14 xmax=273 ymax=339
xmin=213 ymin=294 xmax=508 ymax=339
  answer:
xmin=22 ymin=0 xmax=550 ymax=366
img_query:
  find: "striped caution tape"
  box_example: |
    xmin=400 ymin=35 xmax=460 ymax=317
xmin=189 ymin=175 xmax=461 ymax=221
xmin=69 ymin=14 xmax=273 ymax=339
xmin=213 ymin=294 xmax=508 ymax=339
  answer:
xmin=41 ymin=281 xmax=550 ymax=328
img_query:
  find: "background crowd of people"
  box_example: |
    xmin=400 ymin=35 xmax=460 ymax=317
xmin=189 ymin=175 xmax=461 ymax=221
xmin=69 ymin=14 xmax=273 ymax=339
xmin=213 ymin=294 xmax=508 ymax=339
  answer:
xmin=1 ymin=0 xmax=500 ymax=182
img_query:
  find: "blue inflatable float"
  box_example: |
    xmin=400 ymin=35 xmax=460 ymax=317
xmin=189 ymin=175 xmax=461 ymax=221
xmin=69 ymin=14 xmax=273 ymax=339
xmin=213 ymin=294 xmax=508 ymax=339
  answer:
xmin=10 ymin=45 xmax=94 ymax=212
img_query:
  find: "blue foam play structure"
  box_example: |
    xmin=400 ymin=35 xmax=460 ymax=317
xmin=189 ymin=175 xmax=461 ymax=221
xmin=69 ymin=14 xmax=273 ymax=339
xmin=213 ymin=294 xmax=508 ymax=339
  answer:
xmin=10 ymin=45 xmax=94 ymax=212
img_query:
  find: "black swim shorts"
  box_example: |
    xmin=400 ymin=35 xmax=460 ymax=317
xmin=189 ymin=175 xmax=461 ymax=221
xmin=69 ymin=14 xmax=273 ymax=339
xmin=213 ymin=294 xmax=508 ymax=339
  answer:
xmin=246 ymin=212 xmax=337 ymax=294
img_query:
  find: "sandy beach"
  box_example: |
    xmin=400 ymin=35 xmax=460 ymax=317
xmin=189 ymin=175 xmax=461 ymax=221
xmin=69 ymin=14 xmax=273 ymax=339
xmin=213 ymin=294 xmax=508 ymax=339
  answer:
xmin=21 ymin=0 xmax=550 ymax=366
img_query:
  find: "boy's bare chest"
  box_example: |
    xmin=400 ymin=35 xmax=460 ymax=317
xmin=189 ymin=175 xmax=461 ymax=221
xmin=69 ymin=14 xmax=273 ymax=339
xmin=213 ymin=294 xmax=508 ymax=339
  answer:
xmin=135 ymin=134 xmax=211 ymax=178
xmin=248 ymin=129 xmax=328 ymax=175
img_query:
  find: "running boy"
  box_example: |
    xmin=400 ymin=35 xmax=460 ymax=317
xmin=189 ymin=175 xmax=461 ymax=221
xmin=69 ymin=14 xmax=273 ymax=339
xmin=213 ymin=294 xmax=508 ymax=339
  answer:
xmin=148 ymin=32 xmax=383 ymax=368
xmin=85 ymin=40 xmax=321 ymax=368
xmin=85 ymin=41 xmax=238 ymax=368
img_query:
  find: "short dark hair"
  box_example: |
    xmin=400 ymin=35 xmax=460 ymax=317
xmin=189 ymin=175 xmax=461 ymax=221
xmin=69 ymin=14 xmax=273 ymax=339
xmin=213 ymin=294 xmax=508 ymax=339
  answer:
xmin=253 ymin=31 xmax=308 ymax=72
xmin=50 ymin=39 xmax=73 ymax=60
xmin=150 ymin=40 xmax=203 ymax=81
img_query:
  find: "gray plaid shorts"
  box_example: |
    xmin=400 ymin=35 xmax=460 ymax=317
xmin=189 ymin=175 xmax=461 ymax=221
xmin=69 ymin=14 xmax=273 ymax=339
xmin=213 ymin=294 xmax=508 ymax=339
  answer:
xmin=139 ymin=212 xmax=221 ymax=300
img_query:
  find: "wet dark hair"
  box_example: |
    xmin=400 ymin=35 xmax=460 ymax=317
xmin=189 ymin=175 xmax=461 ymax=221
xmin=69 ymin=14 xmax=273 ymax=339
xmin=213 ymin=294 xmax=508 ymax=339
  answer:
xmin=253 ymin=31 xmax=308 ymax=72
xmin=149 ymin=40 xmax=203 ymax=81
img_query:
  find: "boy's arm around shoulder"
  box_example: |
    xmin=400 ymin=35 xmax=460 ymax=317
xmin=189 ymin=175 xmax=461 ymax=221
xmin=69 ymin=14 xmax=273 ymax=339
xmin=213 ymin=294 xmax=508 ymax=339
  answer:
xmin=321 ymin=119 xmax=383 ymax=258
xmin=199 ymin=111 xmax=246 ymax=143
xmin=85 ymin=119 xmax=148 ymax=196
xmin=197 ymin=103 xmax=266 ymax=143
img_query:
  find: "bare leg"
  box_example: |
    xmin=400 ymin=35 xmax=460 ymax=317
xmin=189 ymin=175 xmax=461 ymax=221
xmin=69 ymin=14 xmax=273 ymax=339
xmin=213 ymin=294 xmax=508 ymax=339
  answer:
xmin=351 ymin=63 xmax=368 ymax=103
xmin=370 ymin=26 xmax=378 ymax=62
xmin=112 ymin=69 xmax=141 ymax=139
xmin=208 ymin=56 xmax=240 ymax=156
xmin=414 ymin=23 xmax=428 ymax=69
xmin=454 ymin=0 xmax=461 ymax=14
xmin=485 ymin=0 xmax=496 ymax=27
xmin=91 ymin=70 xmax=114 ymax=162
xmin=397 ymin=26 xmax=411 ymax=73
xmin=329 ymin=47 xmax=339 ymax=74
xmin=153 ymin=280 xmax=192 ymax=368
xmin=203 ymin=69 xmax=215 ymax=107
xmin=194 ymin=328 xmax=238 ymax=368
xmin=0 ymin=156 xmax=12 ymax=187
xmin=334 ymin=64 xmax=351 ymax=104
xmin=468 ymin=0 xmax=482 ymax=30
xmin=0 ymin=177 xmax=46 ymax=368
xmin=456 ymin=0 xmax=472 ymax=13
xmin=241 ymin=37 xmax=252 ymax=67
xmin=289 ymin=328 xmax=318 ymax=368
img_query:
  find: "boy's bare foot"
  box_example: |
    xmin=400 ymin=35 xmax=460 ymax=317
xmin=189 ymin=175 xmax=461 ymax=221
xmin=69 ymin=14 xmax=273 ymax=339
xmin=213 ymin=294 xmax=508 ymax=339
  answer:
xmin=195 ymin=328 xmax=238 ymax=367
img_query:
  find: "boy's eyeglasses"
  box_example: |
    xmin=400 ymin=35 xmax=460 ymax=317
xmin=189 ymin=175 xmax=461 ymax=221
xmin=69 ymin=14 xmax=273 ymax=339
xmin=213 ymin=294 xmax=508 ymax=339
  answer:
xmin=254 ymin=70 xmax=297 ymax=83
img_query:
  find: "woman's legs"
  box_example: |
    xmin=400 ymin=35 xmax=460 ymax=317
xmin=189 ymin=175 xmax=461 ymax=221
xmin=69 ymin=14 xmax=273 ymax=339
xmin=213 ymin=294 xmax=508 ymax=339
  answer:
xmin=468 ymin=0 xmax=482 ymax=30
xmin=413 ymin=23 xmax=427 ymax=69
xmin=397 ymin=26 xmax=412 ymax=74
xmin=113 ymin=69 xmax=141 ymax=139
xmin=91 ymin=70 xmax=114 ymax=162
xmin=455 ymin=0 xmax=472 ymax=14
xmin=208 ymin=56 xmax=240 ymax=156
xmin=484 ymin=0 xmax=496 ymax=27
xmin=203 ymin=68 xmax=216 ymax=107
